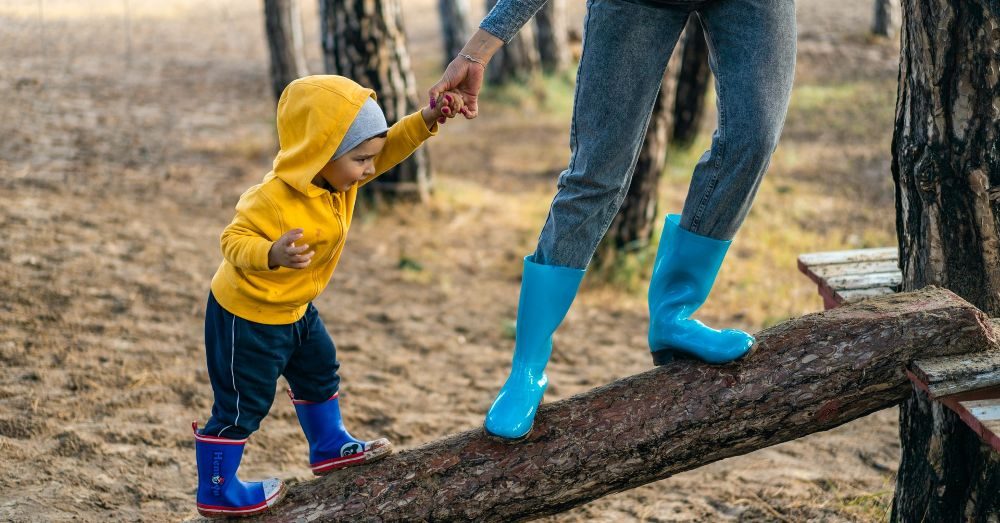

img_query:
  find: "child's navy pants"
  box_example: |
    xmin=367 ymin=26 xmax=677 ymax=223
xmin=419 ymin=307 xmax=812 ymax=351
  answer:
xmin=202 ymin=292 xmax=341 ymax=439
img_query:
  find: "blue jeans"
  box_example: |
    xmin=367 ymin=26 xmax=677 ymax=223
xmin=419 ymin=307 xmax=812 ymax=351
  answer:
xmin=533 ymin=0 xmax=796 ymax=269
xmin=202 ymin=293 xmax=341 ymax=439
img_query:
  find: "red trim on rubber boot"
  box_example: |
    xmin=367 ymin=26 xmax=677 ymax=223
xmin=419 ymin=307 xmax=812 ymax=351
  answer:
xmin=286 ymin=388 xmax=339 ymax=405
xmin=310 ymin=451 xmax=368 ymax=474
xmin=310 ymin=439 xmax=391 ymax=475
xmin=191 ymin=421 xmax=248 ymax=445
xmin=196 ymin=482 xmax=286 ymax=518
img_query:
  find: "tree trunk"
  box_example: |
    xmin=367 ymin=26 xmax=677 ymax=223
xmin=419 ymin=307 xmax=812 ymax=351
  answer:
xmin=485 ymin=0 xmax=540 ymax=85
xmin=534 ymin=0 xmax=569 ymax=74
xmin=250 ymin=288 xmax=997 ymax=523
xmin=319 ymin=0 xmax=431 ymax=202
xmin=438 ymin=0 xmax=469 ymax=70
xmin=263 ymin=0 xmax=308 ymax=103
xmin=872 ymin=0 xmax=895 ymax=37
xmin=891 ymin=0 xmax=1000 ymax=519
xmin=672 ymin=16 xmax=711 ymax=148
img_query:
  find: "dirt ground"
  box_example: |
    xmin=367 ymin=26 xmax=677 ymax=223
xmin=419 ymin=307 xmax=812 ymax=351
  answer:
xmin=0 ymin=0 xmax=903 ymax=521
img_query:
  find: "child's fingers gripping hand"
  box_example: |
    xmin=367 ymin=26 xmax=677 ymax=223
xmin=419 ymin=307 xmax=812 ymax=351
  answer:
xmin=268 ymin=228 xmax=315 ymax=269
xmin=440 ymin=91 xmax=464 ymax=118
xmin=430 ymin=91 xmax=465 ymax=124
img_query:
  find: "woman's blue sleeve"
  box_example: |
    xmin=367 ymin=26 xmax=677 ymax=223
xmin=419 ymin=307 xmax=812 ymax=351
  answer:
xmin=480 ymin=0 xmax=549 ymax=44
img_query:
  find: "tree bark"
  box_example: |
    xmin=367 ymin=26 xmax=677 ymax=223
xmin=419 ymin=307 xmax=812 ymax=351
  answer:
xmin=438 ymin=0 xmax=469 ymax=70
xmin=872 ymin=0 xmax=895 ymax=37
xmin=671 ymin=16 xmax=711 ymax=148
xmin=891 ymin=0 xmax=1000 ymax=519
xmin=319 ymin=0 xmax=431 ymax=202
xmin=250 ymin=288 xmax=997 ymax=523
xmin=485 ymin=0 xmax=540 ymax=85
xmin=263 ymin=0 xmax=308 ymax=103
xmin=534 ymin=0 xmax=569 ymax=74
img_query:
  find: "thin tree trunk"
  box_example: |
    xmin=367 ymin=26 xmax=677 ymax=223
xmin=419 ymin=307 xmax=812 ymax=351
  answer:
xmin=248 ymin=288 xmax=997 ymax=522
xmin=891 ymin=0 xmax=1000 ymax=519
xmin=672 ymin=16 xmax=711 ymax=148
xmin=438 ymin=0 xmax=469 ymax=70
xmin=872 ymin=0 xmax=895 ymax=37
xmin=485 ymin=0 xmax=540 ymax=85
xmin=263 ymin=0 xmax=308 ymax=103
xmin=534 ymin=0 xmax=569 ymax=73
xmin=320 ymin=0 xmax=431 ymax=202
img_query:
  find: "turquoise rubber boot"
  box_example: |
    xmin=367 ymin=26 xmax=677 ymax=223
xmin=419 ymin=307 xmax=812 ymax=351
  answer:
xmin=648 ymin=214 xmax=754 ymax=365
xmin=484 ymin=256 xmax=585 ymax=440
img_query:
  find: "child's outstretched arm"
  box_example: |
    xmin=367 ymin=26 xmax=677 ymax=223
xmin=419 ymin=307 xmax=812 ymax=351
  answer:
xmin=363 ymin=91 xmax=464 ymax=186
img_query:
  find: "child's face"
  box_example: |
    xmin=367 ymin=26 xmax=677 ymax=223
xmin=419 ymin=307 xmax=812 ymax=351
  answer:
xmin=316 ymin=136 xmax=387 ymax=192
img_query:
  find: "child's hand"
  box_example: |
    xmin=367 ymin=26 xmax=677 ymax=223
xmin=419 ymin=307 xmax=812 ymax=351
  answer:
xmin=421 ymin=90 xmax=464 ymax=129
xmin=268 ymin=228 xmax=314 ymax=270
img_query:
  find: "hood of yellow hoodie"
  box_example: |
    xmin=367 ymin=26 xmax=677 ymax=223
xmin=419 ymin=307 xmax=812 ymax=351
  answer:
xmin=272 ymin=75 xmax=377 ymax=198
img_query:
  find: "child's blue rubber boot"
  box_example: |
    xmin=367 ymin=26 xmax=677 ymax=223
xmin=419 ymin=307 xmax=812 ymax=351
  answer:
xmin=193 ymin=422 xmax=286 ymax=518
xmin=648 ymin=214 xmax=754 ymax=365
xmin=484 ymin=255 xmax=585 ymax=440
xmin=288 ymin=390 xmax=392 ymax=475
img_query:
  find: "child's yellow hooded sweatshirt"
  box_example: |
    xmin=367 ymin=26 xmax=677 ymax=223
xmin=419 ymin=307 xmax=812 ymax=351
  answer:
xmin=210 ymin=75 xmax=436 ymax=324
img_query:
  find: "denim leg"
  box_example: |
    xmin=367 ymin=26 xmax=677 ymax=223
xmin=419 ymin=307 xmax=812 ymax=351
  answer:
xmin=679 ymin=0 xmax=796 ymax=240
xmin=533 ymin=0 xmax=690 ymax=270
xmin=283 ymin=304 xmax=341 ymax=402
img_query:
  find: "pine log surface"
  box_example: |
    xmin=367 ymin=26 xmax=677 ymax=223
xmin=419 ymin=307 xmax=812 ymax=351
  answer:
xmin=251 ymin=287 xmax=997 ymax=522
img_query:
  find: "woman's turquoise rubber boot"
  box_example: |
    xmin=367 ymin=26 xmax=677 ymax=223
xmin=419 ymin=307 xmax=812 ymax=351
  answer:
xmin=648 ymin=214 xmax=754 ymax=365
xmin=484 ymin=256 xmax=585 ymax=440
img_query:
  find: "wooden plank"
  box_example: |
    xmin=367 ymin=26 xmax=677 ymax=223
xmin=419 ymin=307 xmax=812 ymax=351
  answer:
xmin=836 ymin=287 xmax=897 ymax=304
xmin=911 ymin=351 xmax=1000 ymax=398
xmin=952 ymin=398 xmax=1000 ymax=453
xmin=797 ymin=247 xmax=898 ymax=267
xmin=826 ymin=271 xmax=902 ymax=291
xmin=808 ymin=260 xmax=901 ymax=280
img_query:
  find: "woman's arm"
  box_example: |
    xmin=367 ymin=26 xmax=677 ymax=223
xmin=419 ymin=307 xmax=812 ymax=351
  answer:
xmin=429 ymin=0 xmax=549 ymax=119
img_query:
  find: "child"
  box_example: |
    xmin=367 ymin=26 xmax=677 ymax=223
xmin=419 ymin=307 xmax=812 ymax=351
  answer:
xmin=192 ymin=75 xmax=463 ymax=518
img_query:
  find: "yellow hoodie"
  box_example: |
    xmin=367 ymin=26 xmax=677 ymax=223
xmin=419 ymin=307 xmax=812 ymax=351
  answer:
xmin=210 ymin=75 xmax=436 ymax=324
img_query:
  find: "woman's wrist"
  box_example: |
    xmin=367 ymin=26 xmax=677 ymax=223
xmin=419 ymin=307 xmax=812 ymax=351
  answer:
xmin=459 ymin=29 xmax=503 ymax=66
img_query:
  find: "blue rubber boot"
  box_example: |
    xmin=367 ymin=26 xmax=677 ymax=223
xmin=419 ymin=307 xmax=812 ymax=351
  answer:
xmin=193 ymin=423 xmax=286 ymax=518
xmin=288 ymin=390 xmax=392 ymax=475
xmin=484 ymin=255 xmax=585 ymax=440
xmin=648 ymin=214 xmax=754 ymax=365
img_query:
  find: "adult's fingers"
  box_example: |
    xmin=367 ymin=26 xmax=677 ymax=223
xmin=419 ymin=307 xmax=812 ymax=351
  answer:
xmin=428 ymin=75 xmax=454 ymax=106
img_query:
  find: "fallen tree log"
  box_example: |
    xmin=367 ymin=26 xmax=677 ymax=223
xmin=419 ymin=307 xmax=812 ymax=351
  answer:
xmin=256 ymin=287 xmax=998 ymax=522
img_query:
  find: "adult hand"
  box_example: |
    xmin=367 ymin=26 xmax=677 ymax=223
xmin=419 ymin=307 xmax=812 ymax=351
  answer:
xmin=429 ymin=29 xmax=503 ymax=120
xmin=429 ymin=57 xmax=485 ymax=120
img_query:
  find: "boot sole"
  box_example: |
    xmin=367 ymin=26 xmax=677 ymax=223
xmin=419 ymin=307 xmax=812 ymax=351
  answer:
xmin=312 ymin=439 xmax=393 ymax=476
xmin=197 ymin=481 xmax=288 ymax=519
xmin=652 ymin=343 xmax=758 ymax=366
xmin=482 ymin=424 xmax=532 ymax=443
